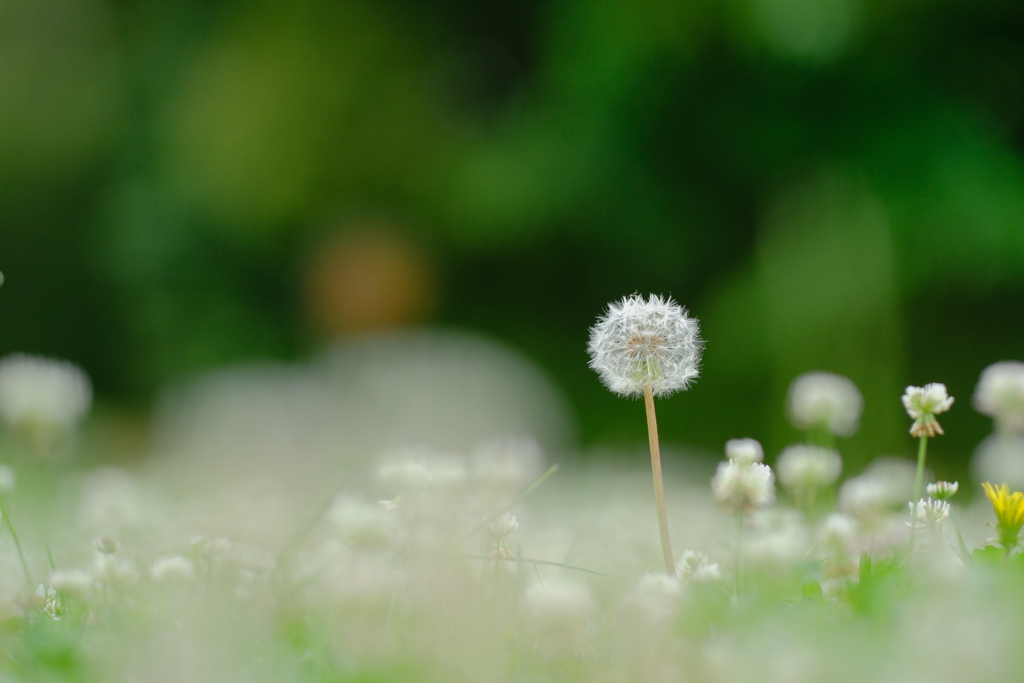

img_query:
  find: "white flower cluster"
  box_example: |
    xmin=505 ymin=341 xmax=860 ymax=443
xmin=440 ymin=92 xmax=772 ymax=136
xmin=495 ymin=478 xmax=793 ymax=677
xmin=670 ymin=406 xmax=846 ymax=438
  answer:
xmin=902 ymin=384 xmax=954 ymax=438
xmin=909 ymin=498 xmax=950 ymax=528
xmin=787 ymin=372 xmax=863 ymax=437
xmin=587 ymin=294 xmax=702 ymax=398
xmin=725 ymin=438 xmax=763 ymax=465
xmin=675 ymin=550 xmax=720 ymax=585
xmin=926 ymin=481 xmax=958 ymax=501
xmin=974 ymin=361 xmax=1024 ymax=433
xmin=712 ymin=458 xmax=775 ymax=515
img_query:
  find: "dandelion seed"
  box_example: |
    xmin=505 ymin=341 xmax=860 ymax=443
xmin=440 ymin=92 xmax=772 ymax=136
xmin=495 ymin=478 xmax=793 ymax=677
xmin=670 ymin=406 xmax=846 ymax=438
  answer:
xmin=711 ymin=460 xmax=775 ymax=515
xmin=725 ymin=438 xmax=764 ymax=465
xmin=787 ymin=372 xmax=863 ymax=438
xmin=902 ymin=384 xmax=954 ymax=438
xmin=974 ymin=361 xmax=1024 ymax=433
xmin=926 ymin=481 xmax=958 ymax=501
xmin=981 ymin=482 xmax=1024 ymax=550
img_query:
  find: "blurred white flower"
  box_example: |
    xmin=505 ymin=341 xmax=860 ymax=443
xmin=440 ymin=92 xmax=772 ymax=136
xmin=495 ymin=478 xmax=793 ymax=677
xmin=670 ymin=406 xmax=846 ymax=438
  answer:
xmin=776 ymin=445 xmax=843 ymax=496
xmin=0 ymin=354 xmax=92 ymax=452
xmin=902 ymin=384 xmax=954 ymax=438
xmin=36 ymin=584 xmax=63 ymax=621
xmin=818 ymin=512 xmax=857 ymax=552
xmin=926 ymin=481 xmax=958 ymax=501
xmin=839 ymin=457 xmax=917 ymax=521
xmin=745 ymin=508 xmax=811 ymax=568
xmin=712 ymin=460 xmax=775 ymax=514
xmin=972 ymin=434 xmax=1024 ymax=491
xmin=48 ymin=569 xmax=94 ymax=598
xmin=470 ymin=437 xmax=543 ymax=492
xmin=328 ymin=496 xmax=395 ymax=549
xmin=587 ymin=294 xmax=702 ymax=398
xmin=525 ymin=582 xmax=595 ymax=657
xmin=637 ymin=572 xmax=682 ymax=598
xmin=150 ymin=556 xmax=195 ymax=582
xmin=93 ymin=536 xmax=120 ymax=555
xmin=725 ymin=438 xmax=764 ymax=465
xmin=0 ymin=465 xmax=15 ymax=494
xmin=675 ymin=549 xmax=720 ymax=585
xmin=787 ymin=372 xmax=862 ymax=437
xmin=909 ymin=498 xmax=950 ymax=528
xmin=93 ymin=553 xmax=139 ymax=587
xmin=485 ymin=512 xmax=519 ymax=540
xmin=974 ymin=361 xmax=1024 ymax=433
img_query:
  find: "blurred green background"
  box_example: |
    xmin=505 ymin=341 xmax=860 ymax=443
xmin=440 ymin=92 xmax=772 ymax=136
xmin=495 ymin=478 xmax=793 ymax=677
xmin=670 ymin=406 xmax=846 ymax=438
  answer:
xmin=2 ymin=0 xmax=1023 ymax=480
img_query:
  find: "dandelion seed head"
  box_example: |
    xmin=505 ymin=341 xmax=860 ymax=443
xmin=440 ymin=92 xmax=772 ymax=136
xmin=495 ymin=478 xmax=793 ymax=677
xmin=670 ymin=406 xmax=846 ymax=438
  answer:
xmin=725 ymin=438 xmax=763 ymax=465
xmin=902 ymin=384 xmax=954 ymax=438
xmin=787 ymin=372 xmax=863 ymax=437
xmin=587 ymin=294 xmax=702 ymax=398
xmin=974 ymin=361 xmax=1024 ymax=433
xmin=711 ymin=460 xmax=775 ymax=515
xmin=776 ymin=445 xmax=843 ymax=494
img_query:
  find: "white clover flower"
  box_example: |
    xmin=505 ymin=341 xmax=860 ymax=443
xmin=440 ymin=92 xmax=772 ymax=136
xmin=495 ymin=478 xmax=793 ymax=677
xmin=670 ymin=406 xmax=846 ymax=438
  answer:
xmin=0 ymin=354 xmax=92 ymax=432
xmin=725 ymin=438 xmax=763 ymax=465
xmin=36 ymin=584 xmax=64 ymax=621
xmin=675 ymin=549 xmax=720 ymax=585
xmin=909 ymin=498 xmax=950 ymax=528
xmin=93 ymin=536 xmax=120 ymax=555
xmin=838 ymin=457 xmax=917 ymax=521
xmin=711 ymin=460 xmax=775 ymax=514
xmin=48 ymin=569 xmax=95 ymax=598
xmin=328 ymin=496 xmax=395 ymax=549
xmin=587 ymin=294 xmax=702 ymax=398
xmin=902 ymin=383 xmax=954 ymax=438
xmin=926 ymin=481 xmax=958 ymax=501
xmin=776 ymin=445 xmax=843 ymax=496
xmin=93 ymin=553 xmax=139 ymax=587
xmin=485 ymin=512 xmax=519 ymax=540
xmin=818 ymin=512 xmax=857 ymax=551
xmin=0 ymin=464 xmax=15 ymax=494
xmin=638 ymin=572 xmax=682 ymax=598
xmin=787 ymin=372 xmax=863 ymax=437
xmin=150 ymin=555 xmax=195 ymax=582
xmin=974 ymin=361 xmax=1024 ymax=433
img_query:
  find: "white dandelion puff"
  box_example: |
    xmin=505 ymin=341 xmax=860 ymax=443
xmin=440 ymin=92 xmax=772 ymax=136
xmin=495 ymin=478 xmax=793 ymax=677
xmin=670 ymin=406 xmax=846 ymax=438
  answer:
xmin=902 ymin=384 xmax=954 ymax=438
xmin=974 ymin=361 xmax=1024 ymax=433
xmin=587 ymin=294 xmax=702 ymax=398
xmin=787 ymin=372 xmax=863 ymax=437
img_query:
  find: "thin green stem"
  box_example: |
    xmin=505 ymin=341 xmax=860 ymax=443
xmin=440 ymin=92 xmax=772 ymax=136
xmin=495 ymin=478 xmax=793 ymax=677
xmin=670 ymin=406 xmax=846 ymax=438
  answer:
xmin=0 ymin=494 xmax=32 ymax=586
xmin=907 ymin=435 xmax=928 ymax=566
xmin=734 ymin=514 xmax=743 ymax=600
xmin=644 ymin=383 xmax=675 ymax=575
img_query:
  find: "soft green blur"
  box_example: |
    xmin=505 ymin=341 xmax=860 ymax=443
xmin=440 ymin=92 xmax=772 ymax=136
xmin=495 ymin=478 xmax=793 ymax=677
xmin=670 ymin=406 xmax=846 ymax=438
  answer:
xmin=2 ymin=0 xmax=1023 ymax=479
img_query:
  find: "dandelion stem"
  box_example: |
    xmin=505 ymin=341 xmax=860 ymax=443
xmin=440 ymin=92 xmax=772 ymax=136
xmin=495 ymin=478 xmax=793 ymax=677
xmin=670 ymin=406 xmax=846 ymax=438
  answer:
xmin=644 ymin=383 xmax=675 ymax=575
xmin=907 ymin=434 xmax=928 ymax=565
xmin=0 ymin=494 xmax=32 ymax=585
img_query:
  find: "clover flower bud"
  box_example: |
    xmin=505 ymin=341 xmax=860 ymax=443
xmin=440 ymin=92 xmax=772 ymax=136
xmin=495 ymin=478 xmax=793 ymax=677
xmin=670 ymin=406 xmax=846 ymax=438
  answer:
xmin=926 ymin=481 xmax=958 ymax=501
xmin=36 ymin=585 xmax=64 ymax=621
xmin=902 ymin=384 xmax=954 ymax=438
xmin=725 ymin=438 xmax=763 ymax=465
xmin=711 ymin=460 xmax=775 ymax=515
xmin=908 ymin=498 xmax=950 ymax=528
xmin=776 ymin=445 xmax=843 ymax=496
xmin=787 ymin=372 xmax=863 ymax=437
xmin=587 ymin=294 xmax=702 ymax=398
xmin=150 ymin=555 xmax=196 ymax=582
xmin=0 ymin=354 xmax=92 ymax=436
xmin=675 ymin=550 xmax=720 ymax=585
xmin=974 ymin=361 xmax=1024 ymax=433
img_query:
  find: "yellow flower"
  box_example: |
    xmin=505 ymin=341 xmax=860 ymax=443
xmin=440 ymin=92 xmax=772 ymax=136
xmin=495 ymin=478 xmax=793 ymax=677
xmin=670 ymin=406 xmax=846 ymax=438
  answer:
xmin=982 ymin=482 xmax=1024 ymax=548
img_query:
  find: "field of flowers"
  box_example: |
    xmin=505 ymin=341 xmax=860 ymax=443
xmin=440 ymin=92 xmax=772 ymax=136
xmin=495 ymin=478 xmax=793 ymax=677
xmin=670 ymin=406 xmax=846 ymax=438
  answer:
xmin=0 ymin=294 xmax=1022 ymax=683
